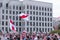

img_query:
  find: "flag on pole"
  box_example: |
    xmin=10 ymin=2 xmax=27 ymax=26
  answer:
xmin=10 ymin=19 xmax=16 ymax=31
xmin=18 ymin=13 xmax=29 ymax=21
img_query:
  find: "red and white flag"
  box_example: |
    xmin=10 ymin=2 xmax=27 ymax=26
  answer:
xmin=10 ymin=19 xmax=16 ymax=31
xmin=18 ymin=13 xmax=29 ymax=21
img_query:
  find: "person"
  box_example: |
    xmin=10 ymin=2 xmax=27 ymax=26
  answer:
xmin=53 ymin=35 xmax=58 ymax=40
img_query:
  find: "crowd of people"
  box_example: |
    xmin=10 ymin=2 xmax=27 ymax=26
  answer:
xmin=0 ymin=30 xmax=60 ymax=40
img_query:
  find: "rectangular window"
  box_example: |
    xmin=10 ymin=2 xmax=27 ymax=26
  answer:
xmin=42 ymin=28 xmax=44 ymax=32
xmin=27 ymin=28 xmax=29 ymax=32
xmin=16 ymin=22 xmax=18 ymax=26
xmin=42 ymin=7 xmax=44 ymax=11
xmin=45 ymin=28 xmax=47 ymax=32
xmin=6 ymin=3 xmax=8 ymax=8
xmin=36 ymin=28 xmax=38 ymax=32
xmin=42 ymin=12 xmax=44 ymax=15
xmin=30 ymin=11 xmax=32 ymax=15
xmin=30 ymin=16 xmax=32 ymax=20
xmin=39 ymin=28 xmax=41 ymax=32
xmin=6 ymin=10 xmax=8 ymax=14
xmin=33 ymin=6 xmax=35 ymax=10
xmin=45 ymin=17 xmax=47 ymax=21
xmin=42 ymin=17 xmax=44 ymax=21
xmin=2 ymin=15 xmax=4 ymax=19
xmin=36 ymin=22 xmax=38 ymax=26
xmin=16 ymin=27 xmax=18 ymax=31
xmin=2 ymin=21 xmax=4 ymax=25
xmin=13 ymin=11 xmax=15 ymax=14
xmin=48 ymin=18 xmax=49 ymax=21
xmin=13 ymin=16 xmax=15 ymax=20
xmin=39 ymin=22 xmax=41 ymax=26
xmin=16 ymin=16 xmax=18 ymax=20
xmin=13 ymin=5 xmax=15 ymax=9
xmin=19 ymin=22 xmax=21 ymax=26
xmin=0 ymin=3 xmax=2 ymax=7
xmin=19 ymin=28 xmax=21 ymax=32
xmin=39 ymin=12 xmax=41 ymax=15
xmin=39 ymin=17 xmax=41 ymax=21
xmin=6 ymin=21 xmax=8 ymax=26
xmin=30 ymin=22 xmax=32 ymax=26
xmin=6 ymin=16 xmax=8 ymax=20
xmin=33 ymin=16 xmax=35 ymax=20
xmin=36 ymin=12 xmax=38 ymax=15
xmin=19 ymin=6 xmax=21 ymax=10
xmin=45 ymin=23 xmax=47 ymax=26
xmin=27 ymin=22 xmax=29 ymax=26
xmin=36 ymin=17 xmax=38 ymax=21
xmin=36 ymin=6 xmax=38 ymax=10
xmin=2 ymin=10 xmax=4 ymax=14
xmin=33 ymin=22 xmax=35 ymax=26
xmin=33 ymin=11 xmax=35 ymax=15
xmin=2 ymin=27 xmax=4 ymax=31
xmin=9 ymin=10 xmax=11 ymax=14
xmin=27 ymin=5 xmax=29 ymax=9
xmin=27 ymin=11 xmax=29 ymax=14
xmin=5 ymin=27 xmax=8 ymax=32
xmin=33 ymin=28 xmax=35 ymax=31
xmin=48 ymin=23 xmax=49 ymax=26
xmin=50 ymin=23 xmax=52 ymax=26
xmin=50 ymin=13 xmax=52 ymax=16
xmin=48 ymin=8 xmax=49 ymax=11
xmin=16 ymin=6 xmax=18 ymax=10
xmin=39 ymin=6 xmax=41 ymax=10
xmin=50 ymin=18 xmax=52 ymax=22
xmin=45 ymin=13 xmax=46 ymax=16
xmin=45 ymin=7 xmax=46 ymax=11
xmin=9 ymin=16 xmax=11 ymax=19
xmin=42 ymin=23 xmax=44 ymax=26
xmin=50 ymin=8 xmax=52 ymax=11
xmin=30 ymin=5 xmax=32 ymax=10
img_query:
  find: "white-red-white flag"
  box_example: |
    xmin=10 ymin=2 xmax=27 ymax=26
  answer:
xmin=10 ymin=19 xmax=16 ymax=31
xmin=18 ymin=13 xmax=29 ymax=21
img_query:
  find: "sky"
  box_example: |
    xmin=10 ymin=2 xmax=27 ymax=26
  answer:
xmin=37 ymin=0 xmax=60 ymax=17
xmin=20 ymin=0 xmax=60 ymax=17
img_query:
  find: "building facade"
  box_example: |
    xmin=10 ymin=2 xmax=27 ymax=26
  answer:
xmin=0 ymin=0 xmax=53 ymax=33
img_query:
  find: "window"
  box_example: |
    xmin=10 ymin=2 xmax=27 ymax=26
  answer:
xmin=6 ymin=3 xmax=8 ymax=8
xmin=42 ymin=17 xmax=44 ymax=21
xmin=33 ymin=28 xmax=35 ymax=31
xmin=48 ymin=23 xmax=49 ymax=26
xmin=6 ymin=16 xmax=8 ymax=20
xmin=16 ymin=16 xmax=18 ymax=20
xmin=42 ymin=23 xmax=44 ymax=26
xmin=33 ymin=6 xmax=35 ymax=10
xmin=39 ymin=12 xmax=41 ymax=15
xmin=19 ymin=17 xmax=21 ymax=20
xmin=9 ymin=28 xmax=11 ymax=31
xmin=36 ymin=6 xmax=38 ymax=10
xmin=50 ymin=13 xmax=52 ymax=16
xmin=16 ymin=27 xmax=18 ymax=31
xmin=5 ymin=27 xmax=8 ymax=32
xmin=19 ymin=12 xmax=21 ymax=14
xmin=50 ymin=8 xmax=52 ymax=11
xmin=39 ymin=22 xmax=41 ymax=26
xmin=42 ymin=7 xmax=44 ymax=11
xmin=50 ymin=18 xmax=52 ymax=22
xmin=27 ymin=22 xmax=29 ymax=26
xmin=42 ymin=28 xmax=44 ymax=32
xmin=33 ymin=16 xmax=35 ymax=20
xmin=19 ymin=28 xmax=21 ymax=32
xmin=50 ymin=23 xmax=52 ymax=26
xmin=30 ymin=28 xmax=32 ymax=32
xmin=48 ymin=28 xmax=49 ymax=32
xmin=45 ymin=28 xmax=47 ymax=32
xmin=13 ymin=11 xmax=15 ymax=14
xmin=45 ymin=7 xmax=46 ymax=11
xmin=16 ymin=22 xmax=18 ymax=26
xmin=39 ymin=17 xmax=41 ymax=21
xmin=19 ymin=6 xmax=21 ymax=10
xmin=13 ymin=16 xmax=15 ymax=20
xmin=36 ymin=28 xmax=38 ymax=32
xmin=9 ymin=16 xmax=11 ymax=19
xmin=45 ymin=17 xmax=47 ymax=21
xmin=0 ymin=3 xmax=2 ymax=7
xmin=45 ymin=23 xmax=47 ymax=26
xmin=39 ymin=6 xmax=41 ymax=10
xmin=45 ymin=13 xmax=46 ymax=16
xmin=16 ymin=11 xmax=18 ymax=15
xmin=30 ymin=5 xmax=32 ymax=9
xmin=30 ymin=16 xmax=32 ymax=20
xmin=48 ymin=18 xmax=49 ymax=21
xmin=27 ymin=11 xmax=29 ymax=14
xmin=33 ymin=22 xmax=35 ymax=26
xmin=39 ymin=28 xmax=41 ymax=32
xmin=42 ymin=12 xmax=44 ymax=15
xmin=27 ymin=28 xmax=29 ymax=32
xmin=6 ymin=21 xmax=8 ymax=26
xmin=9 ymin=10 xmax=11 ymax=14
xmin=36 ymin=22 xmax=38 ymax=26
xmin=30 ymin=22 xmax=32 ymax=26
xmin=48 ymin=13 xmax=49 ymax=16
xmin=2 ymin=27 xmax=4 ymax=31
xmin=48 ymin=8 xmax=49 ymax=11
xmin=30 ymin=11 xmax=32 ymax=15
xmin=36 ymin=12 xmax=38 ymax=15
xmin=33 ymin=11 xmax=35 ymax=15
xmin=16 ymin=6 xmax=18 ymax=10
xmin=6 ymin=10 xmax=8 ymax=14
xmin=2 ymin=10 xmax=4 ymax=14
xmin=36 ymin=17 xmax=38 ymax=21
xmin=13 ymin=5 xmax=15 ymax=9
xmin=2 ymin=15 xmax=4 ymax=19
xmin=19 ymin=22 xmax=21 ymax=26
xmin=27 ymin=5 xmax=29 ymax=9
xmin=2 ymin=21 xmax=4 ymax=25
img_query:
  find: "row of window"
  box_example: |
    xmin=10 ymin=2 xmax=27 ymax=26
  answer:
xmin=2 ymin=27 xmax=52 ymax=32
xmin=2 ymin=10 xmax=21 ymax=15
xmin=27 ymin=11 xmax=52 ymax=16
xmin=2 ymin=21 xmax=52 ymax=27
xmin=27 ymin=22 xmax=52 ymax=26
xmin=30 ymin=16 xmax=52 ymax=21
xmin=27 ymin=5 xmax=52 ymax=11
xmin=2 ymin=15 xmax=52 ymax=22
xmin=2 ymin=10 xmax=52 ymax=16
